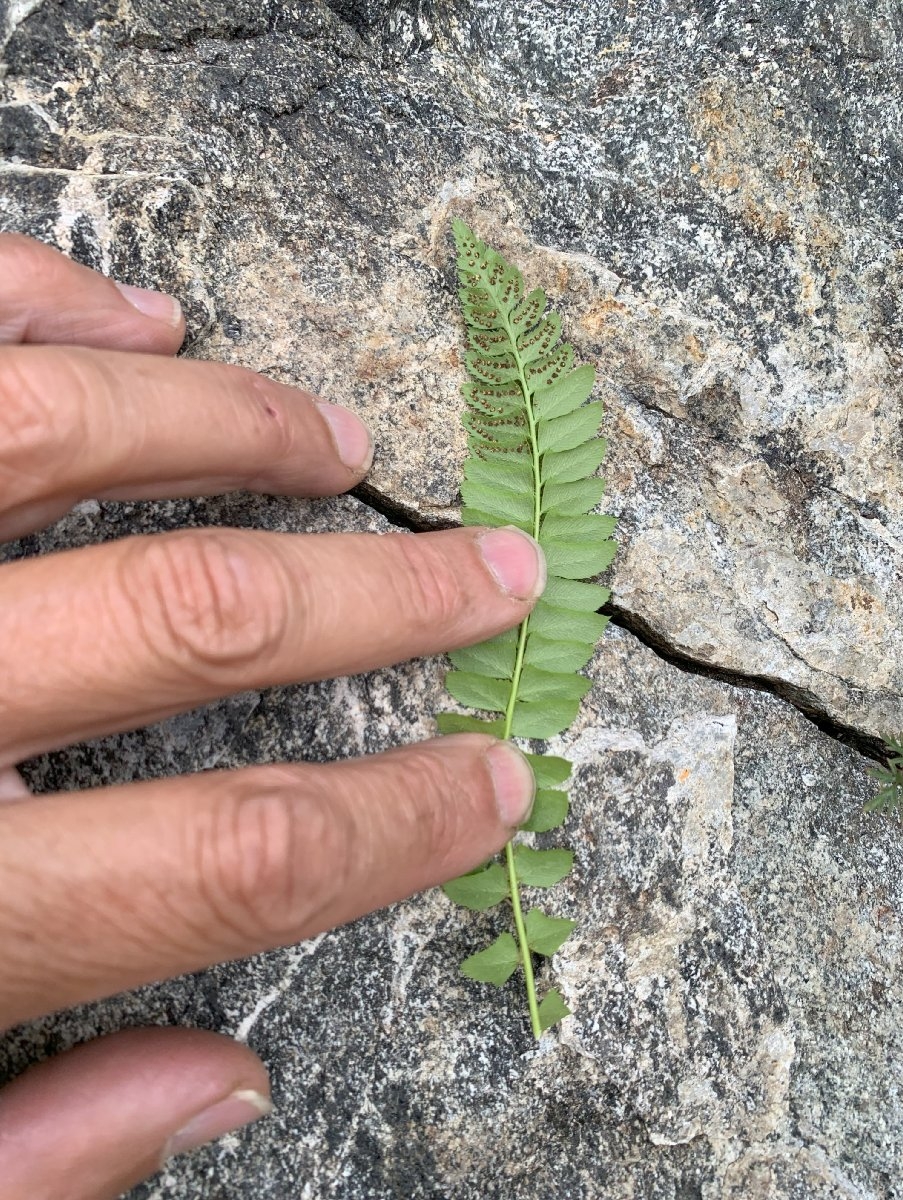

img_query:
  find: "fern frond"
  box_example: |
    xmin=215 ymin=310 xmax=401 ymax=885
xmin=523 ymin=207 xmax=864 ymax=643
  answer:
xmin=439 ymin=219 xmax=617 ymax=1037
xmin=865 ymin=737 xmax=903 ymax=819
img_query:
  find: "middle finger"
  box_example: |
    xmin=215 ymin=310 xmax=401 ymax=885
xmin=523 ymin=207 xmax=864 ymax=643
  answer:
xmin=0 ymin=525 xmax=545 ymax=764
xmin=0 ymin=344 xmax=373 ymax=540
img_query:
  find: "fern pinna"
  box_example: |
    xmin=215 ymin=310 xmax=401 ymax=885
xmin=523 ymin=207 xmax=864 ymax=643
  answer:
xmin=437 ymin=220 xmax=616 ymax=1037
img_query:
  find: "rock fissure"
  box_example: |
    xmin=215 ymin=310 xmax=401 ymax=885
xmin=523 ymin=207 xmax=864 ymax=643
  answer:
xmin=351 ymin=482 xmax=888 ymax=767
xmin=607 ymin=603 xmax=887 ymax=765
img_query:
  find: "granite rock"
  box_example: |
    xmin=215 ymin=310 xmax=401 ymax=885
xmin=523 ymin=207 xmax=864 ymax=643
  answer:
xmin=3 ymin=497 xmax=902 ymax=1198
xmin=2 ymin=0 xmax=903 ymax=1197
xmin=2 ymin=0 xmax=901 ymax=737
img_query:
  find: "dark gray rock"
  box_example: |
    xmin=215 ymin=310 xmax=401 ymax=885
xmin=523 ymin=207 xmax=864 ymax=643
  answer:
xmin=2 ymin=1 xmax=903 ymax=1197
xmin=3 ymin=545 xmax=902 ymax=1197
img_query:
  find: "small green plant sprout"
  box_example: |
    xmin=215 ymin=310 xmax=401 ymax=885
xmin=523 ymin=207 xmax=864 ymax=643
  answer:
xmin=437 ymin=219 xmax=616 ymax=1037
xmin=865 ymin=737 xmax=903 ymax=819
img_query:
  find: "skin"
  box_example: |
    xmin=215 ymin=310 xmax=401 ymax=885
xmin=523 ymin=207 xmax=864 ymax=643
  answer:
xmin=0 ymin=234 xmax=546 ymax=1200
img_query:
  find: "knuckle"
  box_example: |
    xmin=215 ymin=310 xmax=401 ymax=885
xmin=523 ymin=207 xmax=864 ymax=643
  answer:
xmin=392 ymin=535 xmax=470 ymax=635
xmin=0 ymin=350 xmax=83 ymax=502
xmin=194 ymin=768 xmax=352 ymax=942
xmin=125 ymin=530 xmax=290 ymax=680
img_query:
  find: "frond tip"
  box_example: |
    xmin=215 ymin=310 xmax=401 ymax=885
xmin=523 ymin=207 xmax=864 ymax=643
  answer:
xmin=446 ymin=220 xmax=615 ymax=743
xmin=438 ymin=219 xmax=617 ymax=1037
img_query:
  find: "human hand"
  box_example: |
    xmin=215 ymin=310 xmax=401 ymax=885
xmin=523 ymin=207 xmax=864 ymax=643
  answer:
xmin=0 ymin=235 xmax=544 ymax=1200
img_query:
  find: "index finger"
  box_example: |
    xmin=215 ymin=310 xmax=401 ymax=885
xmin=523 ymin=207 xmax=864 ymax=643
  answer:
xmin=0 ymin=233 xmax=184 ymax=353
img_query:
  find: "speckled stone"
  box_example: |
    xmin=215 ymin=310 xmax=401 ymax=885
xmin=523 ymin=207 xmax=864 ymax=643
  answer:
xmin=2 ymin=1 xmax=903 ymax=1197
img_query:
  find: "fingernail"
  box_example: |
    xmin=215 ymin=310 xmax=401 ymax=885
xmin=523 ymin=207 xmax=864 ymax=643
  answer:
xmin=317 ymin=401 xmax=374 ymax=473
xmin=162 ymin=1089 xmax=273 ymax=1164
xmin=114 ymin=281 xmax=183 ymax=328
xmin=478 ymin=526 xmax=546 ymax=601
xmin=0 ymin=768 xmax=30 ymax=802
xmin=486 ymin=742 xmax=536 ymax=826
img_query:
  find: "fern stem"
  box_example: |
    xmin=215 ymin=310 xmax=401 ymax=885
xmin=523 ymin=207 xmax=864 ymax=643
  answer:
xmin=505 ymin=841 xmax=542 ymax=1037
xmin=499 ymin=311 xmax=545 ymax=1038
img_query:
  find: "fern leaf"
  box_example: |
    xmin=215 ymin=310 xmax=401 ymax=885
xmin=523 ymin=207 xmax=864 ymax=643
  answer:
xmin=529 ymin=601 xmax=609 ymax=643
xmin=512 ymin=846 xmax=574 ymax=888
xmin=518 ymin=665 xmax=592 ymax=703
xmin=534 ymin=364 xmax=596 ymax=419
xmin=518 ymin=313 xmax=563 ymax=362
xmin=524 ymin=910 xmax=577 ymax=956
xmin=542 ymin=577 xmax=611 ymax=610
xmin=460 ymin=479 xmax=533 ymax=525
xmin=511 ymin=287 xmax=547 ymax=329
xmin=525 ymin=634 xmax=595 ymax=674
xmin=460 ymin=933 xmax=521 ymax=985
xmin=438 ymin=219 xmax=617 ymax=1037
xmin=442 ymin=863 xmax=509 ymax=910
xmin=541 ymin=513 xmax=617 ymax=542
xmin=519 ymin=789 xmax=569 ymax=832
xmin=543 ymin=538 xmax=617 ymax=579
xmin=465 ymin=454 xmax=533 ymax=492
xmin=541 ymin=476 xmax=607 ymax=515
xmin=435 ymin=712 xmax=505 ymax=736
xmin=537 ymin=402 xmax=604 ymax=455
xmin=448 ymin=630 xmax=517 ymax=679
xmin=445 ymin=671 xmax=509 ymax=714
xmin=537 ymin=989 xmax=571 ymax=1031
xmin=525 ymin=753 xmax=572 ymax=787
xmin=510 ymin=697 xmax=581 ymax=738
xmin=541 ymin=439 xmax=609 ymax=483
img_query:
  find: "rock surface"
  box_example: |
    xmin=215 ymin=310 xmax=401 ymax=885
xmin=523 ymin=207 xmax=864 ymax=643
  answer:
xmin=4 ymin=492 xmax=903 ymax=1199
xmin=2 ymin=0 xmax=903 ymax=1197
xmin=2 ymin=0 xmax=901 ymax=738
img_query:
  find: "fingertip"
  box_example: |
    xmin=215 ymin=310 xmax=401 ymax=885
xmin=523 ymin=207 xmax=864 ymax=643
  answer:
xmin=428 ymin=734 xmax=535 ymax=830
xmin=316 ymin=400 xmax=374 ymax=477
xmin=0 ymin=234 xmax=187 ymax=354
xmin=484 ymin=740 xmax=536 ymax=827
xmin=425 ymin=729 xmax=533 ymax=835
xmin=162 ymin=1087 xmax=273 ymax=1166
xmin=0 ymin=1028 xmax=271 ymax=1200
xmin=476 ymin=525 xmax=547 ymax=602
xmin=113 ymin=281 xmax=184 ymax=332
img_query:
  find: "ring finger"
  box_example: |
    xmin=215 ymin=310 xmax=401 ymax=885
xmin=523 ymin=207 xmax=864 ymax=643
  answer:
xmin=0 ymin=734 xmax=535 ymax=1026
